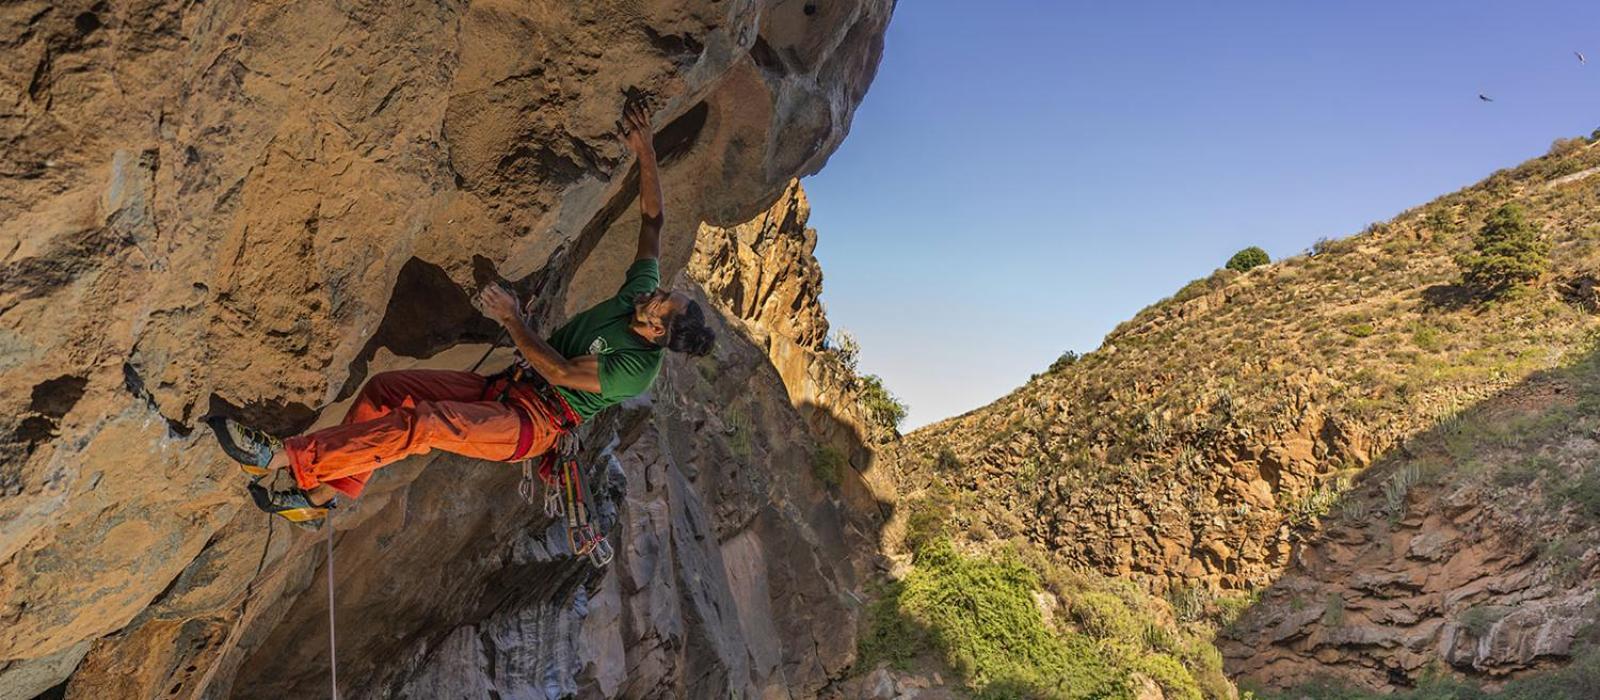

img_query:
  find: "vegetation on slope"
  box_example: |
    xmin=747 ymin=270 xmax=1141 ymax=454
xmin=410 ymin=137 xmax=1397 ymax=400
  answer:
xmin=891 ymin=132 xmax=1600 ymax=589
xmin=1458 ymin=203 xmax=1551 ymax=300
xmin=860 ymin=534 xmax=1231 ymax=699
xmin=1226 ymin=246 xmax=1272 ymax=273
xmin=821 ymin=329 xmax=910 ymax=438
xmin=863 ymin=132 xmax=1600 ymax=694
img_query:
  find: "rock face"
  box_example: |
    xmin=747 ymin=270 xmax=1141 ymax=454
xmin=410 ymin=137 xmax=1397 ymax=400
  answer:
xmin=0 ymin=1 xmax=892 ymax=697
xmin=690 ymin=179 xmax=887 ymax=456
xmin=1221 ymin=369 xmax=1600 ymax=691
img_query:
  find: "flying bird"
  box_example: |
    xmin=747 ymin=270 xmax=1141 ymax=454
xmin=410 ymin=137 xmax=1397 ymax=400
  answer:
xmin=1578 ymin=51 xmax=1588 ymax=65
xmin=1479 ymin=93 xmax=1494 ymax=102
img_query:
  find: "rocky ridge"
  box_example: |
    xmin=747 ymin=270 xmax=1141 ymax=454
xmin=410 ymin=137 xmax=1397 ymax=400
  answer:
xmin=889 ymin=138 xmax=1600 ymax=693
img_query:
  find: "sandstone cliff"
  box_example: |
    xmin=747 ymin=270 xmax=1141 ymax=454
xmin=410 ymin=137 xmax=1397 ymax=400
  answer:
xmin=0 ymin=1 xmax=892 ymax=697
xmin=689 ymin=180 xmax=888 ymax=474
xmin=887 ymin=139 xmax=1600 ymax=694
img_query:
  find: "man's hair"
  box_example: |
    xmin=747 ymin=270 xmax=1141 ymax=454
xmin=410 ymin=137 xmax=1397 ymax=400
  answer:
xmin=667 ymin=300 xmax=715 ymax=356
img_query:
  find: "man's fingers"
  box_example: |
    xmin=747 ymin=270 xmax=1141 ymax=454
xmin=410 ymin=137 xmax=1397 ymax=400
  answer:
xmin=624 ymin=102 xmax=649 ymax=130
xmin=478 ymin=285 xmax=516 ymax=312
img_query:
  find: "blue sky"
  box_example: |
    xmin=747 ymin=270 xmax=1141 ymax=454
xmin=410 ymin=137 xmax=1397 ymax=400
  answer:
xmin=803 ymin=0 xmax=1600 ymax=430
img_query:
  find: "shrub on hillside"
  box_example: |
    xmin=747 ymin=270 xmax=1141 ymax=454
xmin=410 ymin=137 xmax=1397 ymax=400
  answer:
xmin=1457 ymin=203 xmax=1550 ymax=300
xmin=1424 ymin=208 xmax=1460 ymax=235
xmin=1549 ymin=136 xmax=1587 ymax=157
xmin=1311 ymin=236 xmax=1357 ymax=256
xmin=823 ymin=330 xmax=861 ymax=374
xmin=1049 ymin=350 xmax=1080 ymax=374
xmin=1172 ymin=269 xmax=1240 ymax=303
xmin=812 ymin=445 xmax=846 ymax=488
xmin=1560 ymin=469 xmax=1600 ymax=520
xmin=1069 ymin=591 xmax=1144 ymax=641
xmin=859 ymin=540 xmax=1152 ymax=699
xmin=1225 ymin=246 xmax=1270 ymax=272
xmin=858 ymin=374 xmax=908 ymax=433
xmin=903 ymin=497 xmax=952 ymax=555
xmin=1458 ymin=605 xmax=1507 ymax=638
xmin=820 ymin=331 xmax=910 ymax=437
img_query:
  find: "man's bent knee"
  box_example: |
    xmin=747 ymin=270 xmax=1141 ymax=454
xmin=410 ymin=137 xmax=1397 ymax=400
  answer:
xmin=358 ymin=371 xmax=406 ymax=402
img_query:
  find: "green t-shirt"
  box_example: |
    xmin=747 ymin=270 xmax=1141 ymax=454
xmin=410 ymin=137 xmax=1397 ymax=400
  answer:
xmin=545 ymin=258 xmax=665 ymax=420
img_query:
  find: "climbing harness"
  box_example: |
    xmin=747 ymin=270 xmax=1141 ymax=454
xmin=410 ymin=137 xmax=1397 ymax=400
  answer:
xmin=484 ymin=361 xmax=614 ymax=568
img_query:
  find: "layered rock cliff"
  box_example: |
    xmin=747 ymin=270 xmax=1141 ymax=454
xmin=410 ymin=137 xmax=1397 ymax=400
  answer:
xmin=0 ymin=1 xmax=893 ymax=697
xmin=888 ymin=139 xmax=1600 ymax=694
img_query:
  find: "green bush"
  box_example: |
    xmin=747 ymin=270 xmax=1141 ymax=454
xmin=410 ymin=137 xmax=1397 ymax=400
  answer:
xmin=1213 ymin=590 xmax=1262 ymax=628
xmin=903 ymin=498 xmax=952 ymax=555
xmin=812 ymin=445 xmax=845 ymax=488
xmin=1069 ymin=591 xmax=1144 ymax=641
xmin=934 ymin=447 xmax=964 ymax=474
xmin=1167 ymin=585 xmax=1209 ymax=624
xmin=1050 ymin=350 xmax=1081 ymax=374
xmin=1411 ymin=323 xmax=1443 ymax=351
xmin=858 ymin=578 xmax=927 ymax=671
xmin=1549 ymin=137 xmax=1587 ymax=157
xmin=1425 ymin=209 xmax=1460 ymax=235
xmin=1226 ymin=246 xmax=1271 ymax=273
xmin=1134 ymin=654 xmax=1204 ymax=700
xmin=860 ymin=540 xmax=1130 ymax=699
xmin=1457 ymin=203 xmax=1550 ymax=300
xmin=1345 ymin=323 xmax=1376 ymax=338
xmin=1459 ymin=605 xmax=1506 ymax=638
xmin=1560 ymin=469 xmax=1600 ymax=520
xmin=1493 ymin=456 xmax=1551 ymax=488
xmin=858 ymin=373 xmax=909 ymax=433
xmin=1172 ymin=269 xmax=1240 ymax=303
xmin=1312 ymin=237 xmax=1357 ymax=256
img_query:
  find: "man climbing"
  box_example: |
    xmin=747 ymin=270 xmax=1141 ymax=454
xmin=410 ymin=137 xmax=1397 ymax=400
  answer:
xmin=210 ymin=101 xmax=716 ymax=526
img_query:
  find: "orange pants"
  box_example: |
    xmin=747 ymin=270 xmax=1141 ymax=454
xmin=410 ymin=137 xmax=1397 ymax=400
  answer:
xmin=283 ymin=369 xmax=560 ymax=499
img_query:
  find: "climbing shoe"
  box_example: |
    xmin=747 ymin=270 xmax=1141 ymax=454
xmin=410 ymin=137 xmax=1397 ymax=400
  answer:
xmin=207 ymin=415 xmax=283 ymax=476
xmin=246 ymin=479 xmax=332 ymax=530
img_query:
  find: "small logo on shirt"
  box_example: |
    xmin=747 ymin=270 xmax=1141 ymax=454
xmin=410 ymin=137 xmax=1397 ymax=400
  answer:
xmin=588 ymin=337 xmax=610 ymax=355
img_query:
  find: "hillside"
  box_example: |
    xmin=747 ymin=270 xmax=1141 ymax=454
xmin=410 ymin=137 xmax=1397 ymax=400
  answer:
xmin=882 ymin=135 xmax=1600 ymax=696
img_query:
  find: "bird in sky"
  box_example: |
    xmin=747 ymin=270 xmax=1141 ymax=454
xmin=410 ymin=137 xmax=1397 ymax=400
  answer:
xmin=1479 ymin=93 xmax=1495 ymax=102
xmin=1577 ymin=51 xmax=1588 ymax=65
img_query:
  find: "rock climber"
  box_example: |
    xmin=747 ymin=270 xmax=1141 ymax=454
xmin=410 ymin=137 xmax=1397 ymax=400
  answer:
xmin=210 ymin=100 xmax=716 ymax=525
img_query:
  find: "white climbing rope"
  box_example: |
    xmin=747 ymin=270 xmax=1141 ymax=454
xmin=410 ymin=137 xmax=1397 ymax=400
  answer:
xmin=326 ymin=521 xmax=339 ymax=700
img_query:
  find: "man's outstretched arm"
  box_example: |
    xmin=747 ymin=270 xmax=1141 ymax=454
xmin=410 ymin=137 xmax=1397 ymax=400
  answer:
xmin=624 ymin=100 xmax=663 ymax=262
xmin=478 ymin=285 xmax=602 ymax=393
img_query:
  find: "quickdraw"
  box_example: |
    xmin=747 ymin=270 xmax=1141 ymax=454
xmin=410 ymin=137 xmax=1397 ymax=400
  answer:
xmin=488 ymin=361 xmax=613 ymax=568
xmin=519 ymin=433 xmax=613 ymax=567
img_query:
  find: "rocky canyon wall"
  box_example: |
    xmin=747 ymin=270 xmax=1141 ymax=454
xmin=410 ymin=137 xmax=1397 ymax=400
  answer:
xmin=0 ymin=1 xmax=892 ymax=697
